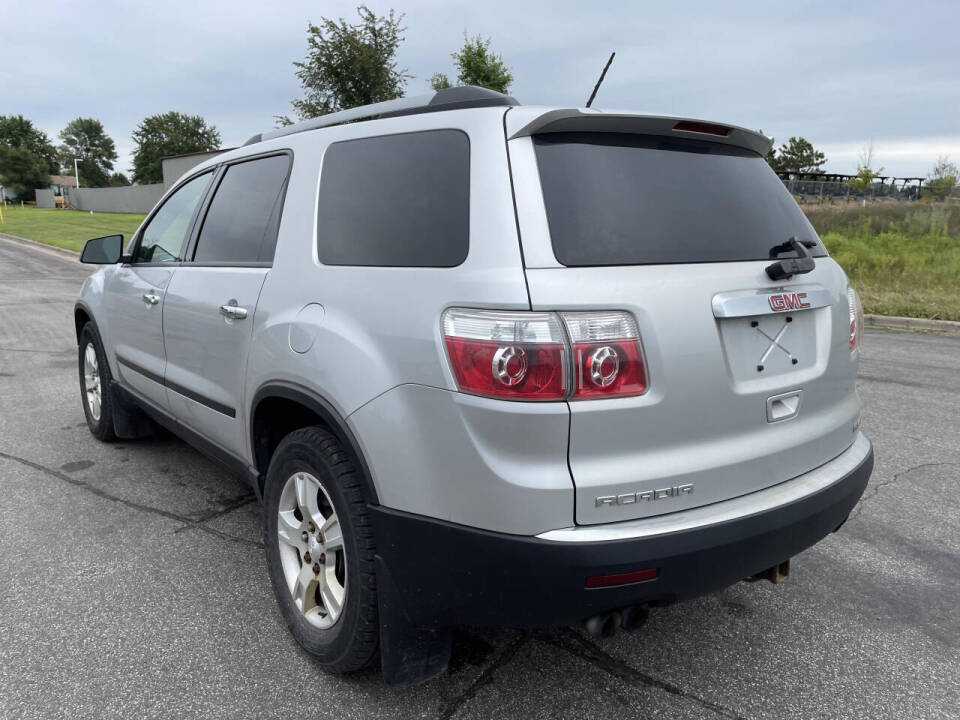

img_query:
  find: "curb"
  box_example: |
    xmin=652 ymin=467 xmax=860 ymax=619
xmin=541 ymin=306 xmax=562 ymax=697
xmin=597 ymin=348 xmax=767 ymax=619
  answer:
xmin=0 ymin=232 xmax=80 ymax=259
xmin=865 ymin=314 xmax=960 ymax=336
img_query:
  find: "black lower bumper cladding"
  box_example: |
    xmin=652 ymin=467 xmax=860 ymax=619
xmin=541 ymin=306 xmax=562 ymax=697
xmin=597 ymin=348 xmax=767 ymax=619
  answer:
xmin=371 ymin=446 xmax=873 ymax=630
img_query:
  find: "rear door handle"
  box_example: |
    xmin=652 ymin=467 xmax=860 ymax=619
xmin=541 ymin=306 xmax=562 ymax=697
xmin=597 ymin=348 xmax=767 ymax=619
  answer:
xmin=219 ymin=303 xmax=248 ymax=320
xmin=142 ymin=293 xmax=160 ymax=306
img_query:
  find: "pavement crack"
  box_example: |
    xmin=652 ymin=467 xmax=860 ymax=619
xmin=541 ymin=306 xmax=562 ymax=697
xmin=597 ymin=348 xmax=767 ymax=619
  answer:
xmin=438 ymin=634 xmax=527 ymax=720
xmin=0 ymin=450 xmax=264 ymax=548
xmin=174 ymin=493 xmax=257 ymax=533
xmin=850 ymin=462 xmax=960 ymax=520
xmin=0 ymin=346 xmax=73 ymax=355
xmin=542 ymin=629 xmax=749 ymax=720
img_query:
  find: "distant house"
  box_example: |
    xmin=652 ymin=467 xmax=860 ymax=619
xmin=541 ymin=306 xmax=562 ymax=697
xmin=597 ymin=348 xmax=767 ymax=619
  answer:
xmin=45 ymin=175 xmax=78 ymax=208
xmin=49 ymin=174 xmax=77 ymax=193
xmin=0 ymin=175 xmax=76 ymax=203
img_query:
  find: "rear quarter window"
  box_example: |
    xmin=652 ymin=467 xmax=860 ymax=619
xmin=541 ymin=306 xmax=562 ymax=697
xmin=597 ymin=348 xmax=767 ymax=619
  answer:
xmin=533 ymin=132 xmax=825 ymax=266
xmin=316 ymin=130 xmax=470 ymax=267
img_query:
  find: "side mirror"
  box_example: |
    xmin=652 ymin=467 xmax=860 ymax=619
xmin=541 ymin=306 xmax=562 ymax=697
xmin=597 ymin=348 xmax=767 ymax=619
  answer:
xmin=80 ymin=234 xmax=124 ymax=264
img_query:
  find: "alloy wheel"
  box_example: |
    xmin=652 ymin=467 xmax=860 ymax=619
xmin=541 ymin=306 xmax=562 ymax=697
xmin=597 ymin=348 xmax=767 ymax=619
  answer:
xmin=276 ymin=472 xmax=347 ymax=629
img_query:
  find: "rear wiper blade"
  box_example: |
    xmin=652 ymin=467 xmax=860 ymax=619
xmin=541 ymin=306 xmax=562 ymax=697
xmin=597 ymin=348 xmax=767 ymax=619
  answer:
xmin=766 ymin=237 xmax=816 ymax=281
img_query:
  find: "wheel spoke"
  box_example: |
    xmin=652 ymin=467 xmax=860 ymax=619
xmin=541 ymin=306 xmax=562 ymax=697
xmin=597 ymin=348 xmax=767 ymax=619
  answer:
xmin=295 ymin=473 xmax=325 ymax=527
xmin=321 ymin=515 xmax=343 ymax=551
xmin=277 ymin=510 xmax=302 ymax=548
xmin=90 ymin=392 xmax=100 ymax=419
xmin=318 ymin=571 xmax=343 ymax=621
xmin=292 ymin=565 xmax=316 ymax=613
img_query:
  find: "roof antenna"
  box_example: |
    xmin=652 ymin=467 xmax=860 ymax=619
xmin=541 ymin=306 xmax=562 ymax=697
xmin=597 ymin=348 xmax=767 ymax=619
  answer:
xmin=585 ymin=52 xmax=615 ymax=108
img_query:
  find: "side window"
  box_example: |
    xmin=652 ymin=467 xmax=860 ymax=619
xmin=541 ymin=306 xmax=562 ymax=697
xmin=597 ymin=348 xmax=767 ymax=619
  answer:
xmin=136 ymin=172 xmax=212 ymax=263
xmin=192 ymin=154 xmax=291 ymax=264
xmin=316 ymin=130 xmax=470 ymax=267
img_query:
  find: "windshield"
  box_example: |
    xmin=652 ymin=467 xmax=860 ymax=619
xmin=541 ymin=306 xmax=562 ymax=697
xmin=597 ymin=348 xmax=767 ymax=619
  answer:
xmin=533 ymin=132 xmax=825 ymax=266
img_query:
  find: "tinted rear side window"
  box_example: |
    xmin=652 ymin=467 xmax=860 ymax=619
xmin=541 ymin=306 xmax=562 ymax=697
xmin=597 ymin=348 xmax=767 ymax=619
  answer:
xmin=317 ymin=130 xmax=469 ymax=267
xmin=193 ymin=153 xmax=291 ymax=264
xmin=534 ymin=133 xmax=825 ymax=266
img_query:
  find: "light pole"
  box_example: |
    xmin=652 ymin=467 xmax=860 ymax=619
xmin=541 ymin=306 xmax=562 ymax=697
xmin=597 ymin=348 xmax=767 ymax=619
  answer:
xmin=73 ymin=158 xmax=81 ymax=189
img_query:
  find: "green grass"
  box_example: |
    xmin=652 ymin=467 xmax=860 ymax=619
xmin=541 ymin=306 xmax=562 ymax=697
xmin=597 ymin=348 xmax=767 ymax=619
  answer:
xmin=805 ymin=203 xmax=960 ymax=321
xmin=0 ymin=205 xmax=146 ymax=252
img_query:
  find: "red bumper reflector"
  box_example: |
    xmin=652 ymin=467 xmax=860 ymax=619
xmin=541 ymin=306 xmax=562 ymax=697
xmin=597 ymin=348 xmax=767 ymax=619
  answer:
xmin=672 ymin=120 xmax=730 ymax=137
xmin=585 ymin=568 xmax=659 ymax=588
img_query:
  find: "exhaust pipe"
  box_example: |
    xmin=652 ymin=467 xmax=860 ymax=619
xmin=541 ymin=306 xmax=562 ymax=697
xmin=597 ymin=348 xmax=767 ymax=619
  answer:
xmin=584 ymin=604 xmax=649 ymax=638
xmin=746 ymin=559 xmax=790 ymax=584
xmin=620 ymin=604 xmax=649 ymax=633
xmin=584 ymin=611 xmax=620 ymax=638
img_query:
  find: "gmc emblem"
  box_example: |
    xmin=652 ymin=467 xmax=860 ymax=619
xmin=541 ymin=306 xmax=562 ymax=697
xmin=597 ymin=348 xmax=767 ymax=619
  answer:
xmin=768 ymin=292 xmax=810 ymax=312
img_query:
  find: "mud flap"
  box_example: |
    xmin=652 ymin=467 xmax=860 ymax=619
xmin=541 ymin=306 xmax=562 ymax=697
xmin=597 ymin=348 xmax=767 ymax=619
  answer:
xmin=376 ymin=556 xmax=451 ymax=684
xmin=109 ymin=380 xmax=154 ymax=439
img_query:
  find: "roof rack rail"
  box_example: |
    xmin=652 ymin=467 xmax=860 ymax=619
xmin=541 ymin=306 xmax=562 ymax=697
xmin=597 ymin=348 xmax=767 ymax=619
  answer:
xmin=245 ymin=86 xmax=519 ymax=146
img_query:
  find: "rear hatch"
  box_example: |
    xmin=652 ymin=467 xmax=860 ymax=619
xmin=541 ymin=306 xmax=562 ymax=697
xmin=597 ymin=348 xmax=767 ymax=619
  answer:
xmin=506 ymin=110 xmax=861 ymax=525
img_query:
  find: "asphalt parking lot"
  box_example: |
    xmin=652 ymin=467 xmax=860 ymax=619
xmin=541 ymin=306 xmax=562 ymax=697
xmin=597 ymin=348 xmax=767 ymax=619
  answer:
xmin=1 ymin=235 xmax=958 ymax=720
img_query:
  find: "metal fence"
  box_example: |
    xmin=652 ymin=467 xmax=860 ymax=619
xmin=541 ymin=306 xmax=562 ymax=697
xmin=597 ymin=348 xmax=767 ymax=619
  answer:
xmin=777 ymin=173 xmax=925 ymax=204
xmin=35 ymin=184 xmax=165 ymax=213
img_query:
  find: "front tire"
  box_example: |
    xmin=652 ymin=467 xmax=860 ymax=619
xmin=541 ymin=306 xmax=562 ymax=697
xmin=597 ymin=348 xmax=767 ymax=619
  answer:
xmin=263 ymin=426 xmax=379 ymax=673
xmin=78 ymin=323 xmax=116 ymax=441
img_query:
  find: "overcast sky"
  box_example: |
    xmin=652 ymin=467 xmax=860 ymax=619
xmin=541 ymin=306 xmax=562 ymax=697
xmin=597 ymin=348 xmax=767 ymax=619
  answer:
xmin=4 ymin=0 xmax=958 ymax=177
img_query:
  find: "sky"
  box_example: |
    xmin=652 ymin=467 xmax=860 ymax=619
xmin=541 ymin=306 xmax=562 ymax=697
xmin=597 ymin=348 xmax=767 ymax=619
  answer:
xmin=3 ymin=0 xmax=958 ymax=178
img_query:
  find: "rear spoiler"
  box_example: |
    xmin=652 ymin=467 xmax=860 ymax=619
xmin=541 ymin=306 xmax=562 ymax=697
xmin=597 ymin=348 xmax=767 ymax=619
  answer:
xmin=507 ymin=108 xmax=773 ymax=157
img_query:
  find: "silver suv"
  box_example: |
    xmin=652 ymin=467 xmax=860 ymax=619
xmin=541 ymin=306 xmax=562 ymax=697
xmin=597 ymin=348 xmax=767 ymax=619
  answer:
xmin=75 ymin=86 xmax=873 ymax=684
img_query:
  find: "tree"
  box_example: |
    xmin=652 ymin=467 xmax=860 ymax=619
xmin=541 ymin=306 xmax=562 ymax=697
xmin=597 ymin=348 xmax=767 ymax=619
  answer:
xmin=767 ymin=136 xmax=826 ymax=173
xmin=430 ymin=34 xmax=513 ymax=94
xmin=282 ymin=6 xmax=410 ymax=124
xmin=131 ymin=112 xmax=220 ymax=184
xmin=847 ymin=141 xmax=883 ymax=195
xmin=108 ymin=172 xmax=130 ymax=187
xmin=0 ymin=115 xmax=58 ymax=199
xmin=58 ymin=117 xmax=118 ymax=188
xmin=925 ymin=155 xmax=958 ymax=200
xmin=764 ymin=141 xmax=778 ymax=169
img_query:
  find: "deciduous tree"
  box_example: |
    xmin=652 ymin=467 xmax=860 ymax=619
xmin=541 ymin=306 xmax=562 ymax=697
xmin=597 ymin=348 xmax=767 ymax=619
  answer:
xmin=430 ymin=34 xmax=513 ymax=94
xmin=0 ymin=115 xmax=58 ymax=199
xmin=131 ymin=112 xmax=220 ymax=184
xmin=282 ymin=6 xmax=409 ymax=124
xmin=925 ymin=155 xmax=958 ymax=200
xmin=58 ymin=117 xmax=118 ymax=188
xmin=847 ymin=141 xmax=883 ymax=195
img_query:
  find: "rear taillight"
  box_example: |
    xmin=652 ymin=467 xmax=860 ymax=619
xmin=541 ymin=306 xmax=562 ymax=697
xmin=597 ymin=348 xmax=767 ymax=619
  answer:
xmin=561 ymin=312 xmax=647 ymax=399
xmin=442 ymin=310 xmax=568 ymax=400
xmin=442 ymin=309 xmax=647 ymax=401
xmin=847 ymin=287 xmax=864 ymax=353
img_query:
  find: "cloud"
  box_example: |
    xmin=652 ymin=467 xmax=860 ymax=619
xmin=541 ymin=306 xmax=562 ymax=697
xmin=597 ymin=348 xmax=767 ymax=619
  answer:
xmin=2 ymin=0 xmax=957 ymax=176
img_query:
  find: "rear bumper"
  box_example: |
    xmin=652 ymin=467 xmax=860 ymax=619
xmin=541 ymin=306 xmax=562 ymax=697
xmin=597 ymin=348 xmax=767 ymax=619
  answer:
xmin=371 ymin=433 xmax=873 ymax=628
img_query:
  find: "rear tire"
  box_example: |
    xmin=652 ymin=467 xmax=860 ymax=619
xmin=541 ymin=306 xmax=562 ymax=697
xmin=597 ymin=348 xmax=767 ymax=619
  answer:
xmin=78 ymin=323 xmax=117 ymax=442
xmin=263 ymin=426 xmax=379 ymax=672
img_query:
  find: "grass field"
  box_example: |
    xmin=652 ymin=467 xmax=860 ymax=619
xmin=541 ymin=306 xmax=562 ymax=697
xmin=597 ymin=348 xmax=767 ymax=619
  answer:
xmin=809 ymin=203 xmax=960 ymax=321
xmin=2 ymin=203 xmax=957 ymax=320
xmin=0 ymin=205 xmax=145 ymax=252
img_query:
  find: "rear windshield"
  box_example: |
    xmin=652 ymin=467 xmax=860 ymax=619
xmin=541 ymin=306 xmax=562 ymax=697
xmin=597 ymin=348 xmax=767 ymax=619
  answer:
xmin=533 ymin=132 xmax=825 ymax=266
